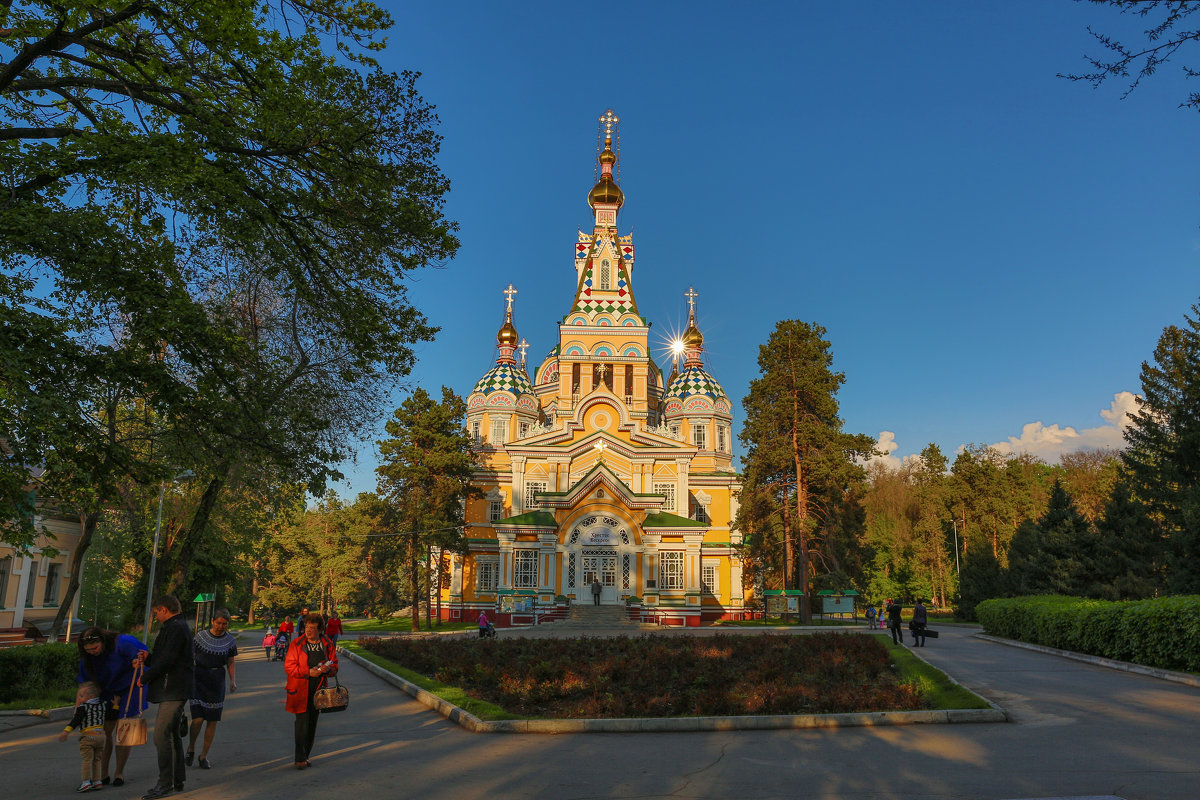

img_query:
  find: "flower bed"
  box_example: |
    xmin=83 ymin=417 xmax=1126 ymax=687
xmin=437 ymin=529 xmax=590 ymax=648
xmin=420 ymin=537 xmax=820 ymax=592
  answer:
xmin=362 ymin=633 xmax=925 ymax=718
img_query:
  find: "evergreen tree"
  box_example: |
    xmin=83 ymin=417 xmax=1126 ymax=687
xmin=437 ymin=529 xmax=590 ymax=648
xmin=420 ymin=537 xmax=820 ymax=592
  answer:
xmin=736 ymin=320 xmax=874 ymax=621
xmin=1091 ymin=478 xmax=1163 ymax=599
xmin=1121 ymin=300 xmax=1200 ymax=592
xmin=375 ymin=388 xmax=477 ymax=631
xmin=956 ymin=545 xmax=1005 ymax=621
xmin=1006 ymin=480 xmax=1093 ymax=596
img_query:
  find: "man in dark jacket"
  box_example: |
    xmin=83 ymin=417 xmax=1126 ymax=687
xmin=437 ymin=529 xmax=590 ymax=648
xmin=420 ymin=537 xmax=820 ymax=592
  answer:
xmin=136 ymin=595 xmax=194 ymax=799
xmin=911 ymin=599 xmax=928 ymax=647
xmin=886 ymin=599 xmax=904 ymax=645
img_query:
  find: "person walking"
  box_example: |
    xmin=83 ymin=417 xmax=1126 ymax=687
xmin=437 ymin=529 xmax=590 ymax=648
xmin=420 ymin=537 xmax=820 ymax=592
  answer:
xmin=136 ymin=595 xmax=194 ymax=800
xmin=324 ymin=612 xmax=343 ymax=647
xmin=186 ymin=608 xmax=238 ymax=770
xmin=911 ymin=599 xmax=928 ymax=647
xmin=76 ymin=626 xmax=149 ymax=787
xmin=865 ymin=604 xmax=877 ymax=630
xmin=591 ymin=578 xmax=602 ymax=606
xmin=477 ymin=610 xmax=490 ymax=639
xmin=58 ymin=681 xmax=108 ymax=792
xmin=886 ymin=598 xmax=904 ymax=645
xmin=284 ymin=613 xmax=338 ymax=770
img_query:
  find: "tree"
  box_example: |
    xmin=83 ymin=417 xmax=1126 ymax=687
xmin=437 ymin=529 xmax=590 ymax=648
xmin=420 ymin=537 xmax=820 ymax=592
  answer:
xmin=1120 ymin=299 xmax=1200 ymax=592
xmin=1061 ymin=1 xmax=1200 ymax=110
xmin=736 ymin=320 xmax=875 ymax=621
xmin=1 ymin=1 xmax=458 ymax=632
xmin=375 ymin=388 xmax=476 ymax=631
xmin=1091 ymin=477 xmax=1163 ymax=599
xmin=1006 ymin=480 xmax=1095 ymax=596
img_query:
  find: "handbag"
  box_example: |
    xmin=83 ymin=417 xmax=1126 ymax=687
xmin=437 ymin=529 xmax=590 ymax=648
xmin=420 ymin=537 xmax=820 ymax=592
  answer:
xmin=312 ymin=674 xmax=349 ymax=713
xmin=114 ymin=665 xmax=148 ymax=746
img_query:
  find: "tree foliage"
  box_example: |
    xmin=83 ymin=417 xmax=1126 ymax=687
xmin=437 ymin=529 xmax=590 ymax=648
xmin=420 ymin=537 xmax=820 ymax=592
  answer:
xmin=374 ymin=387 xmax=477 ymax=631
xmin=735 ymin=320 xmax=874 ymax=620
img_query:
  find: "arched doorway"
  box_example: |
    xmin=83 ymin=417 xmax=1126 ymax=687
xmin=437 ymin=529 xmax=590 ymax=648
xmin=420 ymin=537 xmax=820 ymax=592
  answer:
xmin=563 ymin=512 xmax=639 ymax=605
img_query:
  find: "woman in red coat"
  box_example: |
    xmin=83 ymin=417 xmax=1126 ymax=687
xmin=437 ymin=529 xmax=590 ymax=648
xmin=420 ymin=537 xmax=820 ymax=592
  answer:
xmin=284 ymin=614 xmax=337 ymax=769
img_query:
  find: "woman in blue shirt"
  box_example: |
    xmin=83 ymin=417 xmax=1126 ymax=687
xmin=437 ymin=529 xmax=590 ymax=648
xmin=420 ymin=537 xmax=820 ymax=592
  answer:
xmin=77 ymin=626 xmax=149 ymax=787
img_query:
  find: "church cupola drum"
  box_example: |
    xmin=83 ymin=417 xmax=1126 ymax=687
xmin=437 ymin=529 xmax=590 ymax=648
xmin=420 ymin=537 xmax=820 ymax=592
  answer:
xmin=442 ymin=110 xmax=744 ymax=628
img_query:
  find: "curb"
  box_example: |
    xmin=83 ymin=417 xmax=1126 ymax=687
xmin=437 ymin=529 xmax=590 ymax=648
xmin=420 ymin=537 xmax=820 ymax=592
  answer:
xmin=338 ymin=646 xmax=1007 ymax=734
xmin=974 ymin=634 xmax=1200 ymax=688
xmin=0 ymin=706 xmax=73 ymax=721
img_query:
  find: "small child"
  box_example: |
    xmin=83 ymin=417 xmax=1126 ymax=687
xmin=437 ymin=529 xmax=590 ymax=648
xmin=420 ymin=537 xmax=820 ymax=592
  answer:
xmin=262 ymin=630 xmax=277 ymax=660
xmin=58 ymin=681 xmax=107 ymax=792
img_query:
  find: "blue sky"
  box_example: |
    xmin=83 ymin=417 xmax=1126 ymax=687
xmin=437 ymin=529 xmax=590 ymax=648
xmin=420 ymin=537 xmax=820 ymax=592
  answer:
xmin=335 ymin=1 xmax=1199 ymax=496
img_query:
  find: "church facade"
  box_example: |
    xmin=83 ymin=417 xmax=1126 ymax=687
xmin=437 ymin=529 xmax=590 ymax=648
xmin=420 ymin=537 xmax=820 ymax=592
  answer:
xmin=440 ymin=111 xmax=745 ymax=626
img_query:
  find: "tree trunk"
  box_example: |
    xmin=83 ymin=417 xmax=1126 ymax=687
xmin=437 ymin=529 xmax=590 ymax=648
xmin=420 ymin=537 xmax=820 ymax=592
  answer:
xmin=408 ymin=533 xmax=420 ymax=632
xmin=435 ymin=548 xmax=443 ymax=627
xmin=51 ymin=510 xmax=103 ymax=638
xmin=424 ymin=544 xmax=432 ymax=630
xmin=168 ymin=463 xmax=230 ymax=593
xmin=780 ymin=489 xmax=792 ymax=591
xmin=248 ymin=573 xmax=259 ymax=624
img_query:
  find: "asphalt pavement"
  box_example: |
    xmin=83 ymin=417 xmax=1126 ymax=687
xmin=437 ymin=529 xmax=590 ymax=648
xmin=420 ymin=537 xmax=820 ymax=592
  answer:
xmin=4 ymin=624 xmax=1198 ymax=800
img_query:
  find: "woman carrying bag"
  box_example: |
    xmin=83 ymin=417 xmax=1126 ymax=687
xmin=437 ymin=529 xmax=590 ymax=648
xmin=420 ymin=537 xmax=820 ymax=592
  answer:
xmin=76 ymin=627 xmax=149 ymax=787
xmin=284 ymin=613 xmax=338 ymax=769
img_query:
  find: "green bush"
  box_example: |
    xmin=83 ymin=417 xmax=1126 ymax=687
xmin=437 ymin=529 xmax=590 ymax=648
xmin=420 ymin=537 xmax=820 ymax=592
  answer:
xmin=977 ymin=595 xmax=1200 ymax=672
xmin=0 ymin=643 xmax=79 ymax=703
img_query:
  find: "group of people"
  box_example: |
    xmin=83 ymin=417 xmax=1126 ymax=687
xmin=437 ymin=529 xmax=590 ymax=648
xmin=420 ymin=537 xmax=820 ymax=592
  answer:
xmin=66 ymin=597 xmax=238 ymax=797
xmin=66 ymin=600 xmax=345 ymax=794
xmin=865 ymin=598 xmax=929 ymax=647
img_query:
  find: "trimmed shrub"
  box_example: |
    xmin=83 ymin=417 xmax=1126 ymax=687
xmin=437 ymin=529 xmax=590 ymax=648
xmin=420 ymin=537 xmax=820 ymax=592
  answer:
xmin=977 ymin=595 xmax=1200 ymax=672
xmin=0 ymin=643 xmax=78 ymax=703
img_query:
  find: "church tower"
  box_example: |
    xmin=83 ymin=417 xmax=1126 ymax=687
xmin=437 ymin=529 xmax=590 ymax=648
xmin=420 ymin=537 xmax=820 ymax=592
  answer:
xmin=451 ymin=111 xmax=743 ymax=628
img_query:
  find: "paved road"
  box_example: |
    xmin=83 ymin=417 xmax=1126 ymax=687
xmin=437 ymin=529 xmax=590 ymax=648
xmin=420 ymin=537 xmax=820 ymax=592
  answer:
xmin=5 ymin=625 xmax=1198 ymax=799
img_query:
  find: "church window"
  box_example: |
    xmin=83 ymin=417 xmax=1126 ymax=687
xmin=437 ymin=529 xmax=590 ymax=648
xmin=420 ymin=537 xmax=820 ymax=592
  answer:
xmin=471 ymin=421 xmax=482 ymax=444
xmin=654 ymin=482 xmax=675 ymax=513
xmin=572 ymin=363 xmax=581 ymax=393
xmin=525 ymin=481 xmax=546 ymax=509
xmin=692 ymin=424 xmax=707 ymax=449
xmin=717 ymin=425 xmax=727 ymax=453
xmin=625 ymin=364 xmax=634 ymax=401
xmin=43 ymin=562 xmax=61 ymax=605
xmin=476 ymin=559 xmax=499 ymax=592
xmin=599 ymin=259 xmax=611 ymax=290
xmin=514 ymin=550 xmax=538 ymax=588
xmin=622 ymin=554 xmax=632 ymax=589
xmin=488 ymin=498 xmax=504 ymax=522
xmin=669 ymin=424 xmax=680 ymax=439
xmin=659 ymin=552 xmax=684 ymax=590
xmin=691 ymin=498 xmax=710 ymax=524
xmin=490 ymin=419 xmax=507 ymax=445
xmin=519 ymin=421 xmax=530 ymax=439
xmin=702 ymin=561 xmax=718 ymax=595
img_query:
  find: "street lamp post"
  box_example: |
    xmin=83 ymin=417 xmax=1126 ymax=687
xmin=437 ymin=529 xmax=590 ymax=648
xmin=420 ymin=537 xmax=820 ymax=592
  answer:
xmin=951 ymin=519 xmax=962 ymax=576
xmin=141 ymin=471 xmax=193 ymax=637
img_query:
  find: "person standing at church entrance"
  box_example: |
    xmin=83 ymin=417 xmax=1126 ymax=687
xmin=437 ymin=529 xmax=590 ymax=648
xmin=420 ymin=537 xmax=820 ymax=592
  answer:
xmin=591 ymin=578 xmax=602 ymax=605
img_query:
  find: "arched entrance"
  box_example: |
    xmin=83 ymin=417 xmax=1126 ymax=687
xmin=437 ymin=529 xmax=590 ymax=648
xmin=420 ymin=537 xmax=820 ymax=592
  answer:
xmin=563 ymin=512 xmax=639 ymax=605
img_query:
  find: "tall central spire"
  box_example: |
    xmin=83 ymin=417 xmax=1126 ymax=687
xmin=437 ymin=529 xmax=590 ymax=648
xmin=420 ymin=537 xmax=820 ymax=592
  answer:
xmin=588 ymin=108 xmax=624 ymax=227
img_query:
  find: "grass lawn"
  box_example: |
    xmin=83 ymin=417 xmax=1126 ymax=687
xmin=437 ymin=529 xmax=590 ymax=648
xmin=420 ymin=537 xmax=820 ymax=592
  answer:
xmin=0 ymin=686 xmax=76 ymax=711
xmin=359 ymin=631 xmax=988 ymax=719
xmin=713 ymin=617 xmax=863 ymax=627
xmin=341 ymin=617 xmax=477 ymax=633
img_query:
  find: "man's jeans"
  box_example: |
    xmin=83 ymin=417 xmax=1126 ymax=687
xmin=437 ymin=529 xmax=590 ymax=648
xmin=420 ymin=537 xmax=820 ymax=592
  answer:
xmin=153 ymin=700 xmax=186 ymax=788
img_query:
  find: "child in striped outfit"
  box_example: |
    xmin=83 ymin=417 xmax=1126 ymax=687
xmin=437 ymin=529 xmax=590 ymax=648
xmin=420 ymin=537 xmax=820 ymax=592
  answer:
xmin=58 ymin=681 xmax=107 ymax=792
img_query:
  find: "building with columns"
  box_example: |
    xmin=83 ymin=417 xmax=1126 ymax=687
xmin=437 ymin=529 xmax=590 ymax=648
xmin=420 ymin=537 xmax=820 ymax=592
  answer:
xmin=442 ymin=111 xmax=744 ymax=626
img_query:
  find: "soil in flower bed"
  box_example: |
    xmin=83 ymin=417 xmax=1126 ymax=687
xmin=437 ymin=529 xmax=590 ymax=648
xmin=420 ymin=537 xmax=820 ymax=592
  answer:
xmin=362 ymin=633 xmax=926 ymax=718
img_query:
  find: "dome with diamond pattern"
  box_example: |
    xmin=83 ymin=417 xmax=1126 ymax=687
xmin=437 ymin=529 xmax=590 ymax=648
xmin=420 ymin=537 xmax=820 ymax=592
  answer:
xmin=471 ymin=363 xmax=536 ymax=400
xmin=664 ymin=365 xmax=727 ymax=406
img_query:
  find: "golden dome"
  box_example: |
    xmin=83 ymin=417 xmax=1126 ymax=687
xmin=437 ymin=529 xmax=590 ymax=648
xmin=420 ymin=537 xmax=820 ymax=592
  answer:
xmin=599 ymin=140 xmax=616 ymax=165
xmin=682 ymin=322 xmax=703 ymax=349
xmin=588 ymin=175 xmax=624 ymax=209
xmin=497 ymin=318 xmax=518 ymax=345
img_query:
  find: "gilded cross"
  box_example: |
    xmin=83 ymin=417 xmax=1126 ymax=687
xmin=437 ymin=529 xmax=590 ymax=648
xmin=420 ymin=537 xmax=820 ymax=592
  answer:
xmin=684 ymin=286 xmax=699 ymax=316
xmin=503 ymin=283 xmax=518 ymax=313
xmin=518 ymin=338 xmax=529 ymax=366
xmin=596 ymin=362 xmax=609 ymax=380
xmin=599 ymin=109 xmax=619 ymax=138
xmin=594 ymin=439 xmax=608 ymax=457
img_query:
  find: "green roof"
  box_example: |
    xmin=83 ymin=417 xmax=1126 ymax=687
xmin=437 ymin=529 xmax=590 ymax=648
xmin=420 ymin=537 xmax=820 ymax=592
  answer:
xmin=643 ymin=512 xmax=708 ymax=528
xmin=493 ymin=510 xmax=557 ymax=527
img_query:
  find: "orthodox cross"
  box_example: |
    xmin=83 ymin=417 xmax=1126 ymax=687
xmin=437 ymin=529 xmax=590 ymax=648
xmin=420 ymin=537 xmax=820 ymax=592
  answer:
xmin=503 ymin=283 xmax=518 ymax=314
xmin=593 ymin=439 xmax=608 ymax=458
xmin=599 ymin=109 xmax=619 ymax=138
xmin=518 ymin=338 xmax=529 ymax=367
xmin=684 ymin=286 xmax=699 ymax=317
xmin=595 ymin=362 xmax=609 ymax=381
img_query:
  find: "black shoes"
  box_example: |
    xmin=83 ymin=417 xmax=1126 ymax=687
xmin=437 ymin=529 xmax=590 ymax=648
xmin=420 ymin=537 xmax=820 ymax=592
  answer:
xmin=142 ymin=786 xmax=173 ymax=799
xmin=184 ymin=751 xmax=194 ymax=767
xmin=198 ymin=758 xmax=211 ymax=769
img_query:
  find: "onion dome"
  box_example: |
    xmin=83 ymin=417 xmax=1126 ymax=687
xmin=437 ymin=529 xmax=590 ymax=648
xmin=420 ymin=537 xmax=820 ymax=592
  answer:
xmin=472 ymin=362 xmax=536 ymax=398
xmin=681 ymin=322 xmax=703 ymax=350
xmin=589 ymin=113 xmax=624 ymax=211
xmin=498 ymin=318 xmax=518 ymax=345
xmin=664 ymin=364 xmax=728 ymax=406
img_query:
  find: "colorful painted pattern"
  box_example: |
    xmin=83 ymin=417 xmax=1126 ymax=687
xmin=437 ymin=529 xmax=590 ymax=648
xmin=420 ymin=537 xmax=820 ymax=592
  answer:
xmin=471 ymin=363 xmax=536 ymax=397
xmin=664 ymin=365 xmax=728 ymax=403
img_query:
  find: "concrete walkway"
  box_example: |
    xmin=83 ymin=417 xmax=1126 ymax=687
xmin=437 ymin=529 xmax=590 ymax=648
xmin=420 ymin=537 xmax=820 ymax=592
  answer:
xmin=4 ymin=625 xmax=1199 ymax=799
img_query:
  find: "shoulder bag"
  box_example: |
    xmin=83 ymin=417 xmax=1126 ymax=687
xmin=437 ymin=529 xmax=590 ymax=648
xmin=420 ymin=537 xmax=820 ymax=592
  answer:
xmin=114 ymin=664 xmax=148 ymax=746
xmin=313 ymin=673 xmax=349 ymax=713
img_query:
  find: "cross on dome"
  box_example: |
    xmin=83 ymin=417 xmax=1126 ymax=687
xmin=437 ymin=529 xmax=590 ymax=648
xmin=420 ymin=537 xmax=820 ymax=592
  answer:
xmin=599 ymin=109 xmax=619 ymax=138
xmin=503 ymin=283 xmax=518 ymax=313
xmin=518 ymin=337 xmax=529 ymax=366
xmin=685 ymin=286 xmax=699 ymax=317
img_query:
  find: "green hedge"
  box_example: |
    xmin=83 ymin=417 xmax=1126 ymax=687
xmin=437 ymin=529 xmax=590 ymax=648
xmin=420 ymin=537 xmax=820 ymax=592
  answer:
xmin=0 ymin=644 xmax=78 ymax=703
xmin=976 ymin=595 xmax=1200 ymax=672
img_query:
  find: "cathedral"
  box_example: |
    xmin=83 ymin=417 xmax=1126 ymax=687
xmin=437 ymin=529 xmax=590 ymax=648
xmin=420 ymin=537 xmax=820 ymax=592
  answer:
xmin=440 ymin=111 xmax=744 ymax=626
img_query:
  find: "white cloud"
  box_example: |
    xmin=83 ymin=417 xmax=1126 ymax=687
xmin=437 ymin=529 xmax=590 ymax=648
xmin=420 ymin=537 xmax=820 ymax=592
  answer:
xmin=865 ymin=430 xmax=907 ymax=470
xmin=989 ymin=391 xmax=1138 ymax=462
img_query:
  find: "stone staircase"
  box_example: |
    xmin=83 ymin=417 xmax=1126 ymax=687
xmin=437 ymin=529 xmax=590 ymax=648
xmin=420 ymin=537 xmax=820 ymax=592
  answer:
xmin=543 ymin=603 xmax=656 ymax=630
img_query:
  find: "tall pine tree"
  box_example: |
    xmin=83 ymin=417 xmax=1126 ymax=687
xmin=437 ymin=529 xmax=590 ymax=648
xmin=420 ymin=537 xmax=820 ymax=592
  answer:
xmin=736 ymin=320 xmax=874 ymax=621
